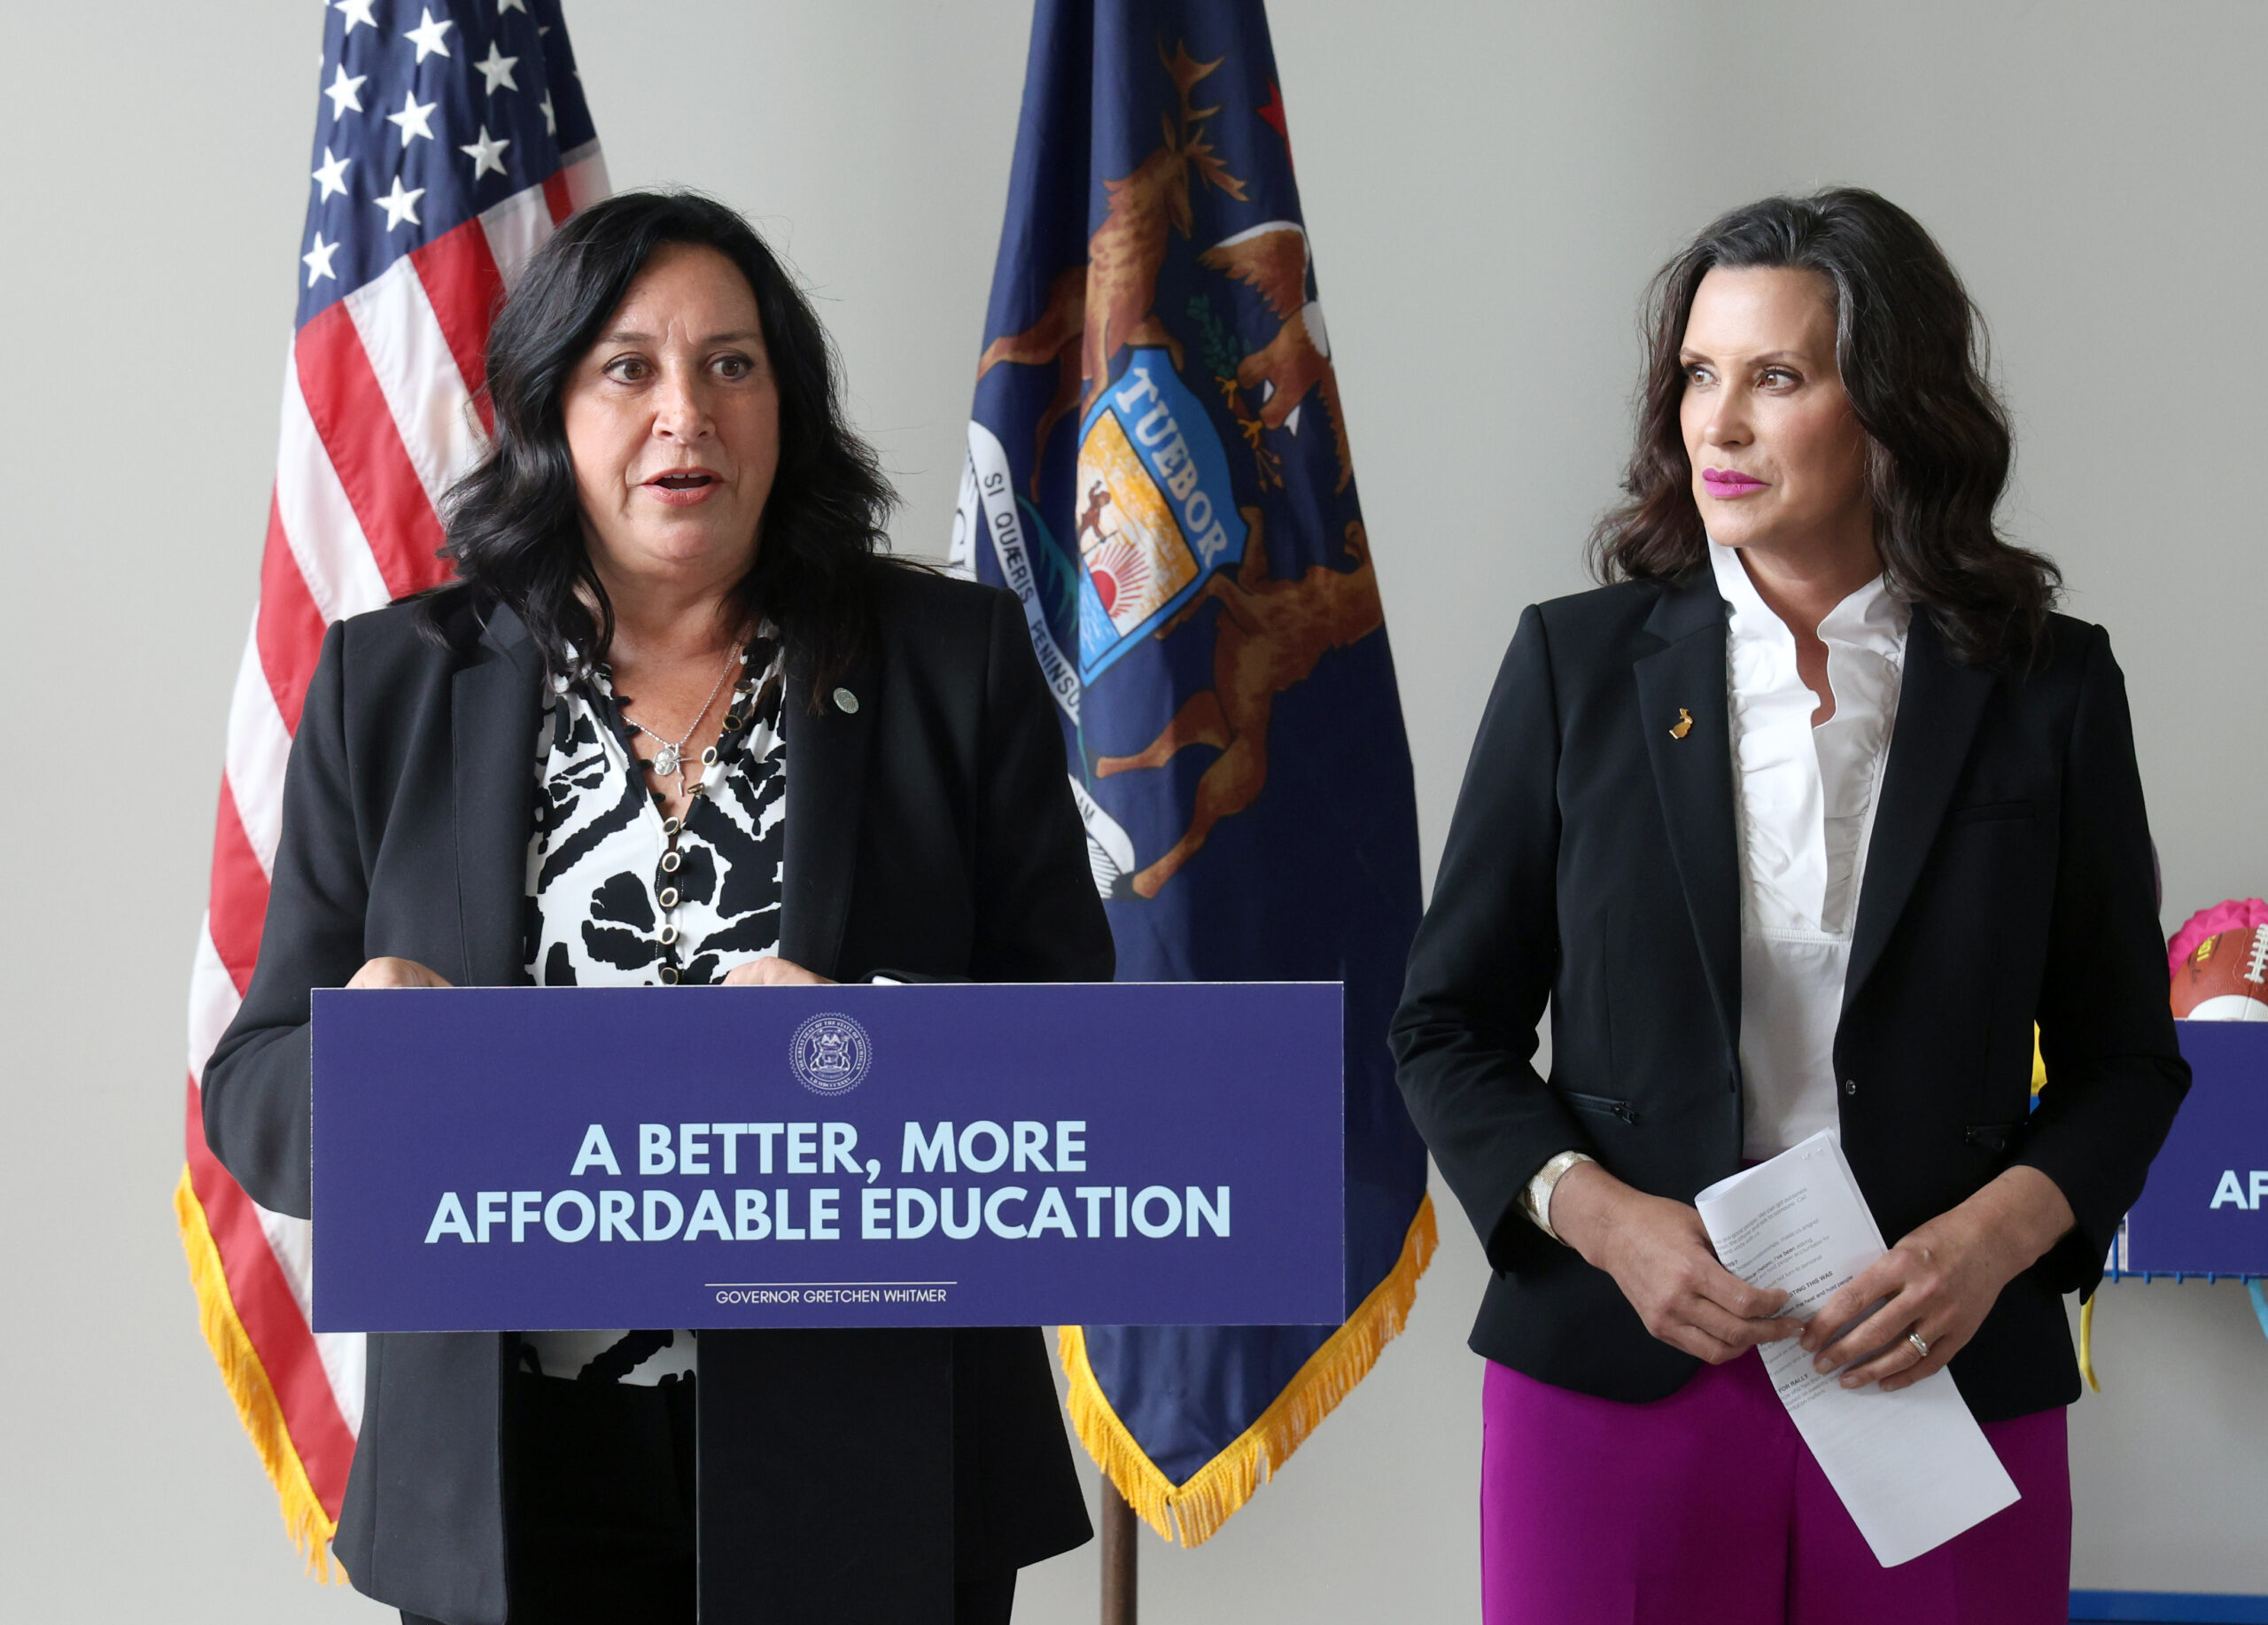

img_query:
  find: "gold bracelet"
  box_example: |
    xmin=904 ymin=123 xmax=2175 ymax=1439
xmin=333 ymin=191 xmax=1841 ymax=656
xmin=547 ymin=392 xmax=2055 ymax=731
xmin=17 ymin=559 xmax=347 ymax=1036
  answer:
xmin=1521 ymin=1150 xmax=1597 ymax=1245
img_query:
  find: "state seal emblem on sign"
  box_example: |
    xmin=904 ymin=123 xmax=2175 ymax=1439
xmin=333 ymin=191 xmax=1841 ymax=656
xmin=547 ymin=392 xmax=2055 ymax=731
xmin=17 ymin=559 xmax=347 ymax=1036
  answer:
xmin=789 ymin=1014 xmax=872 ymax=1096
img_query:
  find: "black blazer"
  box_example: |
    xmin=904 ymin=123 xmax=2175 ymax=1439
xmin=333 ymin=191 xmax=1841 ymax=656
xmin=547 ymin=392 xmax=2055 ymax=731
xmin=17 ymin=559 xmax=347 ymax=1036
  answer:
xmin=202 ymin=565 xmax=1110 ymax=1623
xmin=1391 ymin=571 xmax=2187 ymax=1419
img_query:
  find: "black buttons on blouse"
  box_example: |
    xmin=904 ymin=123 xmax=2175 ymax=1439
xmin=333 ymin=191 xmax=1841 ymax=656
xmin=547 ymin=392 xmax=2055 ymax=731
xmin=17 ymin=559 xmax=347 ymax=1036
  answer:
xmin=650 ymin=673 xmax=763 ymax=988
xmin=654 ymin=851 xmax=683 ymax=981
xmin=655 ymin=769 xmax=689 ymax=980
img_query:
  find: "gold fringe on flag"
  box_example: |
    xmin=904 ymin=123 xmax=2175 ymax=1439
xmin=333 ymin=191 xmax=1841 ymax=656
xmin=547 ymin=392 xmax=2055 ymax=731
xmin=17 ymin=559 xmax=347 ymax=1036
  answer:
xmin=174 ymin=1165 xmax=341 ymax=1580
xmin=1058 ymin=1193 xmax=1438 ymax=1547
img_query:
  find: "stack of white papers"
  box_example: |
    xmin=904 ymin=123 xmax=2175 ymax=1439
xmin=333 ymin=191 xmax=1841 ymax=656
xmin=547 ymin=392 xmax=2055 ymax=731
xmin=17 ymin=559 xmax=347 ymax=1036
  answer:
xmin=1693 ymin=1131 xmax=2019 ymax=1567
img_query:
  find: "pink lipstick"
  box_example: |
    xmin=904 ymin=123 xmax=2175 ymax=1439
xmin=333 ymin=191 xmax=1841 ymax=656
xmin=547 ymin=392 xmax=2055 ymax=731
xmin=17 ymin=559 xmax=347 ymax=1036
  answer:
xmin=1701 ymin=467 xmax=1768 ymax=499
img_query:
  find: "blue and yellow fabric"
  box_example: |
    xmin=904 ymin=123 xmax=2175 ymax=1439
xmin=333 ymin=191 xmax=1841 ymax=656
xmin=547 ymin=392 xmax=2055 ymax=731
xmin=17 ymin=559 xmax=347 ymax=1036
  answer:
xmin=958 ymin=0 xmax=1433 ymax=1543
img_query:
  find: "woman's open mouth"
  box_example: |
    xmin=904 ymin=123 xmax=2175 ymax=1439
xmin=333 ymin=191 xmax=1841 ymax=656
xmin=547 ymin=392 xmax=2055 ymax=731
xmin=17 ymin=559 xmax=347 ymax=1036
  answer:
xmin=645 ymin=470 xmax=722 ymax=506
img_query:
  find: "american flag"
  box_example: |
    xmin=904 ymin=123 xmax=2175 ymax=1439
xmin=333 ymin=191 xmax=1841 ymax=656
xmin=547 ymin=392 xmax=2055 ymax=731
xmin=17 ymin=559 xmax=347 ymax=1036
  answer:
xmin=177 ymin=0 xmax=605 ymax=1569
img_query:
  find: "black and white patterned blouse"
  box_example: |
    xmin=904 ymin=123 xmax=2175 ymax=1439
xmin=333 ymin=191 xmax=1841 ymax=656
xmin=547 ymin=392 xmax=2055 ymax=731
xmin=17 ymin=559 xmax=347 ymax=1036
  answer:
xmin=526 ymin=636 xmax=789 ymax=991
xmin=517 ymin=634 xmax=788 ymax=1386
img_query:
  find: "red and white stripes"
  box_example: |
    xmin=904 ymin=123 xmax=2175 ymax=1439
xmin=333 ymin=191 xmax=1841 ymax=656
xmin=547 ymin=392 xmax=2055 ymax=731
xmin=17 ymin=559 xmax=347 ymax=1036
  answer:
xmin=185 ymin=144 xmax=608 ymax=1537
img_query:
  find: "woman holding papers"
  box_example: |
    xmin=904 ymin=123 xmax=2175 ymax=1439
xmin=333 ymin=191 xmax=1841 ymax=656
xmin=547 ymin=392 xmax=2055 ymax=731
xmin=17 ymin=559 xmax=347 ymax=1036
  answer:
xmin=1394 ymin=188 xmax=2186 ymax=1623
xmin=200 ymin=192 xmax=1109 ymax=1625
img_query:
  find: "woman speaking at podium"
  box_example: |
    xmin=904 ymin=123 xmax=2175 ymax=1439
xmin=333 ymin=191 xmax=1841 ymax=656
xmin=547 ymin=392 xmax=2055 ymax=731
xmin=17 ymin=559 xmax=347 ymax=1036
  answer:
xmin=200 ymin=192 xmax=1109 ymax=1625
xmin=1393 ymin=189 xmax=2187 ymax=1623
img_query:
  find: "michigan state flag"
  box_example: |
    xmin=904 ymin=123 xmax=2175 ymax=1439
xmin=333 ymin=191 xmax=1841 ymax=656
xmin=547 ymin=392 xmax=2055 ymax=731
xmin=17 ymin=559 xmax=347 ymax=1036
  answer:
xmin=951 ymin=0 xmax=1434 ymax=1544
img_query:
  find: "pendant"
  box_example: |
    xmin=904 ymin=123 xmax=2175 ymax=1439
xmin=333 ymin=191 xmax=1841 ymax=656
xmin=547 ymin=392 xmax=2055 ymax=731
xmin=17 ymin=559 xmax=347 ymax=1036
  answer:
xmin=653 ymin=743 xmax=682 ymax=776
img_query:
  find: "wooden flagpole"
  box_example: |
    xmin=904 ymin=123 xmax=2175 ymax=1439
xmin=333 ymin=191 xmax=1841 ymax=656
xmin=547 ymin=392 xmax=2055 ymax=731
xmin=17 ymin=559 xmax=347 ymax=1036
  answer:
xmin=1100 ymin=1473 xmax=1138 ymax=1624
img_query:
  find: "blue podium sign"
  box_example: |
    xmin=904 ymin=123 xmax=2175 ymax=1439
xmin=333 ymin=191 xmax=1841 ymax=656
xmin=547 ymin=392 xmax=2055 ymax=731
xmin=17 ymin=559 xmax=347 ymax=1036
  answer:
xmin=2123 ymin=1021 xmax=2268 ymax=1274
xmin=311 ymin=983 xmax=1345 ymax=1332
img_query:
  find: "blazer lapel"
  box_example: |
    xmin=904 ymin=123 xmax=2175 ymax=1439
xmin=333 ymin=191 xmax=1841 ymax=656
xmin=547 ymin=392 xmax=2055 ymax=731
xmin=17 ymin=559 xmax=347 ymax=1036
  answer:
xmin=779 ymin=650 xmax=876 ymax=979
xmin=1634 ymin=573 xmax=1743 ymax=1061
xmin=451 ymin=603 xmax=545 ymax=987
xmin=1843 ymin=610 xmax=1993 ymax=1011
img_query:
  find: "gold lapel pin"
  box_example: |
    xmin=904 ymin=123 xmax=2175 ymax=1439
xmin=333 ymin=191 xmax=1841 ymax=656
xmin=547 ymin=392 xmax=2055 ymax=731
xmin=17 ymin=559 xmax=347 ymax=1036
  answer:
xmin=1669 ymin=708 xmax=1694 ymax=740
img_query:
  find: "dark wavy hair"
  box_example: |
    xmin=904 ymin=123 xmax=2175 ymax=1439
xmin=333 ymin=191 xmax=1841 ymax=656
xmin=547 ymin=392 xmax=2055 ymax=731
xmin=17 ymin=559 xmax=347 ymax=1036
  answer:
xmin=1588 ymin=187 xmax=2059 ymax=667
xmin=423 ymin=190 xmax=896 ymax=699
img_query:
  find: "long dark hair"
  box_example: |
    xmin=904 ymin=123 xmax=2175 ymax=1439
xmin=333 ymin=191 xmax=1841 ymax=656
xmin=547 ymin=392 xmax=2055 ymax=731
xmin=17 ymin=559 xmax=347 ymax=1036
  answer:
xmin=424 ymin=190 xmax=896 ymax=697
xmin=1588 ymin=187 xmax=2058 ymax=667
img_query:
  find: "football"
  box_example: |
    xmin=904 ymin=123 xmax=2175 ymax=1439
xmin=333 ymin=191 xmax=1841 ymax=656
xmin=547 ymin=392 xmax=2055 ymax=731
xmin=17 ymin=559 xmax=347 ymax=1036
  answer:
xmin=2171 ymin=922 xmax=2268 ymax=1021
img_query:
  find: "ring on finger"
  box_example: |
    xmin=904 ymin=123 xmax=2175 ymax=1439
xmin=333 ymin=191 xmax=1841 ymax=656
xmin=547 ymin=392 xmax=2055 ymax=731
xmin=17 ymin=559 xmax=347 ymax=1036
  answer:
xmin=1907 ymin=1331 xmax=1930 ymax=1361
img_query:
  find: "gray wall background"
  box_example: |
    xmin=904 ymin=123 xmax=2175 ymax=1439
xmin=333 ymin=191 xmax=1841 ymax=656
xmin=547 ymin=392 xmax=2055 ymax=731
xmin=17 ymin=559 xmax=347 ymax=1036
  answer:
xmin=3 ymin=0 xmax=2264 ymax=1618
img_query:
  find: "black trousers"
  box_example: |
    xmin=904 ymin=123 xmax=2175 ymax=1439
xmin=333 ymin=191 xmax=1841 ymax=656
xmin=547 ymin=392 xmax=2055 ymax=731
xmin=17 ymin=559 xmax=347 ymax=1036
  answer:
xmin=401 ymin=1372 xmax=1016 ymax=1625
xmin=400 ymin=1582 xmax=1014 ymax=1625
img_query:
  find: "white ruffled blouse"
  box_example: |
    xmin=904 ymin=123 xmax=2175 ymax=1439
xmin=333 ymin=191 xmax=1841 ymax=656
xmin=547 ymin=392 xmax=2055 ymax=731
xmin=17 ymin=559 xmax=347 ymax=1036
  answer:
xmin=1708 ymin=540 xmax=1910 ymax=1159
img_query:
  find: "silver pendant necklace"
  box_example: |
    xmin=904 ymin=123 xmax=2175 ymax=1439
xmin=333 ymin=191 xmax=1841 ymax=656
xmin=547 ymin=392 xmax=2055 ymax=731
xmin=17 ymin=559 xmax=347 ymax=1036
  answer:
xmin=625 ymin=642 xmax=744 ymax=785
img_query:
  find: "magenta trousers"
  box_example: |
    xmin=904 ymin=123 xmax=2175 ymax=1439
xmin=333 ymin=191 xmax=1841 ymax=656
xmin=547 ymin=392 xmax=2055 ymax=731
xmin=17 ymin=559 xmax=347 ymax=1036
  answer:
xmin=1480 ymin=1354 xmax=2070 ymax=1625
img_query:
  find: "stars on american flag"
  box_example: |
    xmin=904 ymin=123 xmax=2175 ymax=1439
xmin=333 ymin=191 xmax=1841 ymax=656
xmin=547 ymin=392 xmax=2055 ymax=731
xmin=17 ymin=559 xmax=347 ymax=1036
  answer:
xmin=460 ymin=126 xmax=510 ymax=180
xmin=474 ymin=41 xmax=519 ymax=95
xmin=403 ymin=8 xmax=454 ymax=62
xmin=303 ymin=231 xmax=342 ymax=287
xmin=312 ymin=146 xmax=353 ymax=200
xmin=387 ymin=87 xmax=439 ymax=144
xmin=324 ymin=62 xmax=367 ymax=119
xmin=374 ymin=175 xmax=426 ymax=231
xmin=299 ymin=0 xmax=593 ymax=322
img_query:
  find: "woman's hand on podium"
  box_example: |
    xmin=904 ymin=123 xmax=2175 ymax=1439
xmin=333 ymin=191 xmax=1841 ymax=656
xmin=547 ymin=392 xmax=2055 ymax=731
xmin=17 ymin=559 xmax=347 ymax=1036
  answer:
xmin=347 ymin=957 xmax=454 ymax=989
xmin=720 ymin=955 xmax=835 ymax=987
xmin=1550 ymin=1160 xmax=1803 ymax=1365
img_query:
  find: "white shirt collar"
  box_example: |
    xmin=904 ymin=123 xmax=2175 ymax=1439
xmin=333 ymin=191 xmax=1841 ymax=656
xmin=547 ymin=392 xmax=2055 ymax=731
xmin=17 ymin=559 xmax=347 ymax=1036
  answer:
xmin=1706 ymin=540 xmax=1908 ymax=662
xmin=1706 ymin=539 xmax=1910 ymax=942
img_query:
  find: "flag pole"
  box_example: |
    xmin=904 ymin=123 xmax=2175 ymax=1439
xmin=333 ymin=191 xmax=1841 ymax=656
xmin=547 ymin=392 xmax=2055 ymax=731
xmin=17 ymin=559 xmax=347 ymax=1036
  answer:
xmin=1100 ymin=1473 xmax=1137 ymax=1624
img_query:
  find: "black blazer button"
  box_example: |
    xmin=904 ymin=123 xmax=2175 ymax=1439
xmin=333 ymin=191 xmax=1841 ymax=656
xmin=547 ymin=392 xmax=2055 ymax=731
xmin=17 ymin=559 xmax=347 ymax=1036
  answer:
xmin=1843 ymin=1079 xmax=1859 ymax=1096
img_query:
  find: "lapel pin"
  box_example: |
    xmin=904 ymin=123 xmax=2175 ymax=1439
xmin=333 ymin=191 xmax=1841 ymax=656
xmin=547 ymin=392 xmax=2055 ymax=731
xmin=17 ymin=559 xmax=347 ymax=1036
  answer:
xmin=1670 ymin=708 xmax=1693 ymax=740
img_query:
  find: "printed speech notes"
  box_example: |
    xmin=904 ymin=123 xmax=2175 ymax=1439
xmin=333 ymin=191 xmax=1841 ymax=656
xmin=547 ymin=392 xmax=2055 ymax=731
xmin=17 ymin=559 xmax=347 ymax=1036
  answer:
xmin=1693 ymin=1131 xmax=2019 ymax=1567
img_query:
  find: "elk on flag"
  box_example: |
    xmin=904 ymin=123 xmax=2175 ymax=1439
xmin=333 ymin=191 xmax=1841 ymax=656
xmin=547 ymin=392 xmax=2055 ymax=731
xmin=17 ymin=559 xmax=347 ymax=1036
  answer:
xmin=178 ymin=0 xmax=605 ymax=1570
xmin=952 ymin=0 xmax=1433 ymax=1545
